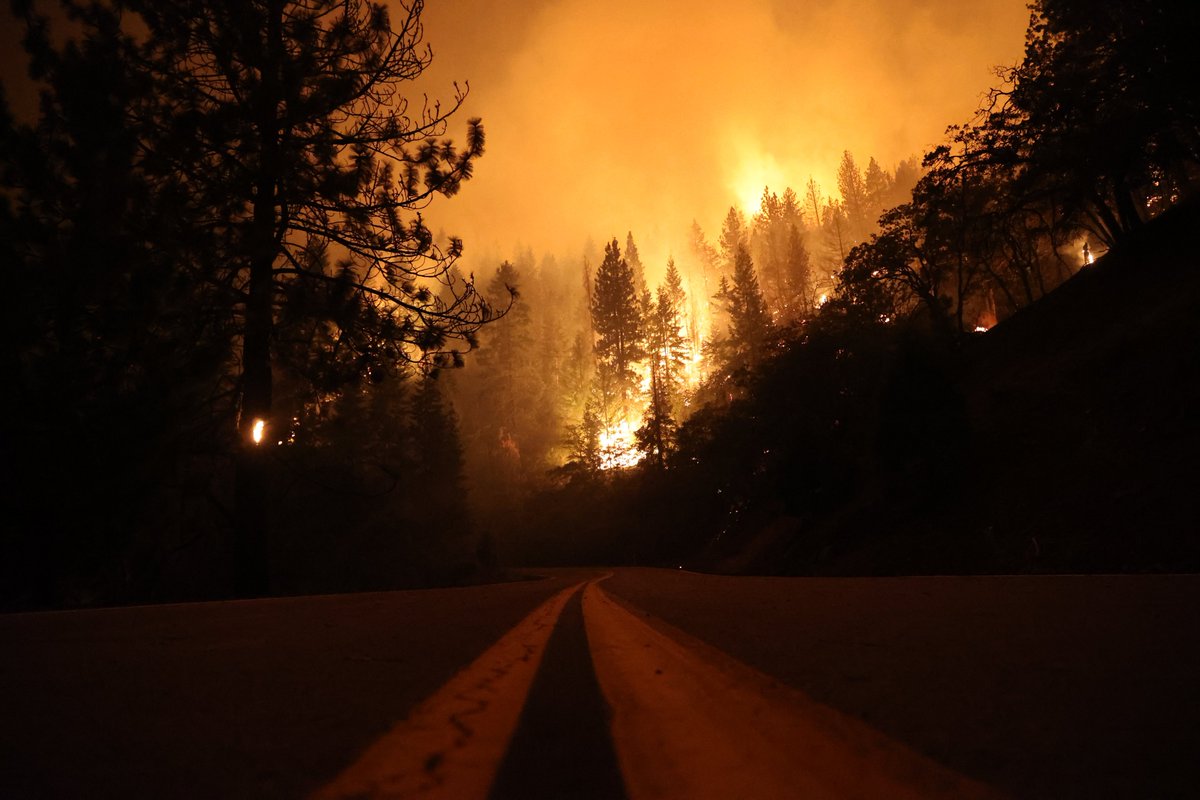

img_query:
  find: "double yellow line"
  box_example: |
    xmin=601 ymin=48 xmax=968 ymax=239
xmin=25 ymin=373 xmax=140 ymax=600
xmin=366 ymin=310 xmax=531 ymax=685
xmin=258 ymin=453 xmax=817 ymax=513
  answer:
xmin=314 ymin=575 xmax=1005 ymax=799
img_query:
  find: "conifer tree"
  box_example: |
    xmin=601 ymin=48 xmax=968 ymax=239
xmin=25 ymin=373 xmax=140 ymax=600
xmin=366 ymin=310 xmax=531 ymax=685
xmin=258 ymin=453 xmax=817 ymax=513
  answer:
xmin=474 ymin=262 xmax=536 ymax=465
xmin=722 ymin=244 xmax=773 ymax=365
xmin=624 ymin=231 xmax=648 ymax=297
xmin=864 ymin=157 xmax=894 ymax=219
xmin=590 ymin=239 xmax=645 ymax=422
xmin=719 ymin=207 xmax=749 ymax=277
xmin=751 ymin=187 xmax=811 ymax=319
xmin=837 ymin=151 xmax=871 ymax=244
xmin=637 ymin=267 xmax=690 ymax=468
xmin=5 ymin=0 xmax=496 ymax=595
xmin=408 ymin=376 xmax=470 ymax=545
xmin=687 ymin=221 xmax=719 ymax=352
xmin=565 ymin=400 xmax=603 ymax=473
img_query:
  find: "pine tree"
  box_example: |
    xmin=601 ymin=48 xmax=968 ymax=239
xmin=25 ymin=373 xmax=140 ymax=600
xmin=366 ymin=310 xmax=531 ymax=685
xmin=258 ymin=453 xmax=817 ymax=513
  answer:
xmin=750 ymin=187 xmax=811 ymax=320
xmin=687 ymin=221 xmax=719 ymax=353
xmin=408 ymin=376 xmax=470 ymax=545
xmin=838 ymin=151 xmax=871 ymax=244
xmin=565 ymin=399 xmax=603 ymax=473
xmin=719 ymin=207 xmax=749 ymax=278
xmin=864 ymin=157 xmax=894 ymax=220
xmin=163 ymin=0 xmax=489 ymax=591
xmin=625 ymin=231 xmax=648 ymax=297
xmin=805 ymin=177 xmax=825 ymax=228
xmin=590 ymin=239 xmax=645 ymax=422
xmin=479 ymin=263 xmax=534 ymax=443
xmin=723 ymin=244 xmax=773 ymax=365
xmin=637 ymin=268 xmax=690 ymax=468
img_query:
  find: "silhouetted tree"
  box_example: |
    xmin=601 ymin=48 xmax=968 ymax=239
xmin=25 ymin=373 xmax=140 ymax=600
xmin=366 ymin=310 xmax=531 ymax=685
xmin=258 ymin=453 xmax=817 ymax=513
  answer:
xmin=687 ymin=220 xmax=719 ymax=353
xmin=590 ymin=238 xmax=645 ymax=422
xmin=750 ymin=186 xmax=811 ymax=319
xmin=564 ymin=399 xmax=603 ymax=474
xmin=409 ymin=376 xmax=468 ymax=526
xmin=624 ymin=231 xmax=648 ymax=297
xmin=707 ymin=244 xmax=773 ymax=389
xmin=864 ymin=157 xmax=893 ymax=220
xmin=1 ymin=2 xmax=234 ymax=606
xmin=718 ymin=206 xmax=749 ymax=277
xmin=637 ymin=262 xmax=690 ymax=468
xmin=950 ymin=1 xmax=1200 ymax=248
xmin=126 ymin=0 xmax=492 ymax=593
xmin=3 ymin=0 xmax=494 ymax=599
xmin=837 ymin=150 xmax=871 ymax=244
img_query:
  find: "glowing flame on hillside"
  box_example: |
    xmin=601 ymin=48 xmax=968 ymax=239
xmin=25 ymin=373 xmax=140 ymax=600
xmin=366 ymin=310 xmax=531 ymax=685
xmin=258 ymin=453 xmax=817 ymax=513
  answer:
xmin=598 ymin=418 xmax=642 ymax=470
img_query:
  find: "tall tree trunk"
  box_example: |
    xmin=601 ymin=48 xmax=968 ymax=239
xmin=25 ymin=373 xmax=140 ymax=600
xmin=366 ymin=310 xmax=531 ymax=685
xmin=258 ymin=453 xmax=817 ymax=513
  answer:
xmin=233 ymin=1 xmax=282 ymax=597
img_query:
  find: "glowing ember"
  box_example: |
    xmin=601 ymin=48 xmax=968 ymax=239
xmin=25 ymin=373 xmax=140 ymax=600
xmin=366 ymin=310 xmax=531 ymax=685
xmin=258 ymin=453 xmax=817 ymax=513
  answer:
xmin=251 ymin=418 xmax=265 ymax=445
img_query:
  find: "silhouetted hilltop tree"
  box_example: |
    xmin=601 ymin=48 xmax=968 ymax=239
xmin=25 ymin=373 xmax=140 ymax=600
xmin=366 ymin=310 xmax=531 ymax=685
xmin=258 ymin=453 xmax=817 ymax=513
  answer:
xmin=836 ymin=2 xmax=1200 ymax=335
xmin=838 ymin=148 xmax=1012 ymax=336
xmin=701 ymin=244 xmax=774 ymax=408
xmin=724 ymin=244 xmax=773 ymax=361
xmin=944 ymin=0 xmax=1200 ymax=250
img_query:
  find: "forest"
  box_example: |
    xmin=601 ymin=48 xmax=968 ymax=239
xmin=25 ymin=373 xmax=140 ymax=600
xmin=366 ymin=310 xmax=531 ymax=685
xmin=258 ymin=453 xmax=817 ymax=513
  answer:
xmin=2 ymin=0 xmax=1198 ymax=609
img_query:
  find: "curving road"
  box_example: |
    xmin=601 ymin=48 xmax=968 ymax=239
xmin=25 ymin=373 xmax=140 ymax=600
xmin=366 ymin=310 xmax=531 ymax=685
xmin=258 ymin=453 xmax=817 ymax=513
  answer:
xmin=2 ymin=568 xmax=1198 ymax=798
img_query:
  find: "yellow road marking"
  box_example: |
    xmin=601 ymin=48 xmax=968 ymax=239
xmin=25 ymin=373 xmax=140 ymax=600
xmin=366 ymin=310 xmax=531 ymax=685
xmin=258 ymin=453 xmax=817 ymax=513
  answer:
xmin=583 ymin=581 xmax=1008 ymax=800
xmin=311 ymin=581 xmax=585 ymax=800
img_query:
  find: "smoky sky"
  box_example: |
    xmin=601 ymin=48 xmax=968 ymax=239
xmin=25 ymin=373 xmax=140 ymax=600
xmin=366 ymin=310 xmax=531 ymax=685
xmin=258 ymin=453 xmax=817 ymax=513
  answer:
xmin=1 ymin=1 xmax=1031 ymax=280
xmin=416 ymin=0 xmax=1029 ymax=277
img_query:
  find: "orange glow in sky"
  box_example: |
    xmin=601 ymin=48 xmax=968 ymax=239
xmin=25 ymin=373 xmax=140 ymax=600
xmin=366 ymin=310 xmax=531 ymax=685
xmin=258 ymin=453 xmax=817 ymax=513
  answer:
xmin=415 ymin=0 xmax=1030 ymax=279
xmin=0 ymin=1 xmax=1031 ymax=284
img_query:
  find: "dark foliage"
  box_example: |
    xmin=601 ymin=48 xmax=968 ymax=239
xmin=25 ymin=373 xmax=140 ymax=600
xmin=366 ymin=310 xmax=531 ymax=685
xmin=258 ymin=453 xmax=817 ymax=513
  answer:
xmin=1 ymin=0 xmax=491 ymax=608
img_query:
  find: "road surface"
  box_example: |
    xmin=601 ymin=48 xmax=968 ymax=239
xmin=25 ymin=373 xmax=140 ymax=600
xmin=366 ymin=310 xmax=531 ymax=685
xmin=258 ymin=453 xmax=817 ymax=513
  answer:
xmin=2 ymin=568 xmax=1197 ymax=798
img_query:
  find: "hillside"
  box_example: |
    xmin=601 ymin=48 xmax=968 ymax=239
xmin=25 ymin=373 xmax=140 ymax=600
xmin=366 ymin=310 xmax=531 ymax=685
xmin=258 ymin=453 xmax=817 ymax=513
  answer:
xmin=758 ymin=198 xmax=1200 ymax=575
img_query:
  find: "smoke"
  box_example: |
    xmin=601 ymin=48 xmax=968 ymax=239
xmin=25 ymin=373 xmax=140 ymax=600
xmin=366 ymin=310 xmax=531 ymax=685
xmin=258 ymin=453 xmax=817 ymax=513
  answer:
xmin=0 ymin=1 xmax=1030 ymax=282
xmin=416 ymin=0 xmax=1029 ymax=280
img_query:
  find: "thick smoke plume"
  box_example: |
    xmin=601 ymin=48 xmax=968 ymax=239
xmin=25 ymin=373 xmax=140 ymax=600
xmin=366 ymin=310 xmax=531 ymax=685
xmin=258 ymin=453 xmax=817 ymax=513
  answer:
xmin=416 ymin=0 xmax=1029 ymax=276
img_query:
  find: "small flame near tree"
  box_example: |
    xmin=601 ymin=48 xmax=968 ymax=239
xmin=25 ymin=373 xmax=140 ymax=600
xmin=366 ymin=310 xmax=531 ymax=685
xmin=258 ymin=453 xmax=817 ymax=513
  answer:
xmin=251 ymin=418 xmax=265 ymax=446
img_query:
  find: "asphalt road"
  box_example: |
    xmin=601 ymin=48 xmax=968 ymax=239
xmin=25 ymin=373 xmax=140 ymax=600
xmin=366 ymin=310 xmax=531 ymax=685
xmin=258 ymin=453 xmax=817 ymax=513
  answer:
xmin=2 ymin=568 xmax=1197 ymax=798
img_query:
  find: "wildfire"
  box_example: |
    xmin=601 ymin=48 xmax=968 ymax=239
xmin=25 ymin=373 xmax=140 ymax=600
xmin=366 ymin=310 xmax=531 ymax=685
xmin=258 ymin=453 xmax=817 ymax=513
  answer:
xmin=251 ymin=418 xmax=265 ymax=445
xmin=598 ymin=419 xmax=642 ymax=470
